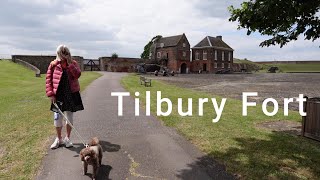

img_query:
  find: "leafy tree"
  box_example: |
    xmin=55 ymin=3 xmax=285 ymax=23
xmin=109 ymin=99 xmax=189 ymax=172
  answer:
xmin=111 ymin=53 xmax=118 ymax=59
xmin=141 ymin=35 xmax=162 ymax=59
xmin=229 ymin=0 xmax=320 ymax=47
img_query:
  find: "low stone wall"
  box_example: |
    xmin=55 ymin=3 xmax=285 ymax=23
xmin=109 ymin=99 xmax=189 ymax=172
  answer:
xmin=15 ymin=59 xmax=41 ymax=77
xmin=99 ymin=57 xmax=146 ymax=72
xmin=11 ymin=55 xmax=84 ymax=74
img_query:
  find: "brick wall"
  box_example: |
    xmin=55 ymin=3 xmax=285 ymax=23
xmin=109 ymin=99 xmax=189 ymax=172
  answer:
xmin=99 ymin=57 xmax=145 ymax=72
xmin=12 ymin=55 xmax=84 ymax=74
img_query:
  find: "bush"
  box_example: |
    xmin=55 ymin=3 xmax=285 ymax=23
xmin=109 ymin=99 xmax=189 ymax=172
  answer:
xmin=111 ymin=53 xmax=118 ymax=59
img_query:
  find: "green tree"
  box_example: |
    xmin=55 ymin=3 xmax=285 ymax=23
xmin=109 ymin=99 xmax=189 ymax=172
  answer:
xmin=111 ymin=53 xmax=118 ymax=59
xmin=141 ymin=35 xmax=162 ymax=59
xmin=229 ymin=0 xmax=320 ymax=47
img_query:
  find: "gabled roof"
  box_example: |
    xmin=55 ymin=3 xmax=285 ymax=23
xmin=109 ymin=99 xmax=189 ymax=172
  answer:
xmin=193 ymin=36 xmax=233 ymax=51
xmin=154 ymin=34 xmax=184 ymax=48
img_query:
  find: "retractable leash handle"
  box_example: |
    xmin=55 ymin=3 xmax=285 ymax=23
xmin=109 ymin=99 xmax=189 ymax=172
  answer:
xmin=52 ymin=102 xmax=89 ymax=148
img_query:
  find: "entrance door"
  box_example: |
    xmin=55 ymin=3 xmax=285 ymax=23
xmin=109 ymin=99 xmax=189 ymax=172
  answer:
xmin=203 ymin=64 xmax=207 ymax=72
xmin=180 ymin=63 xmax=187 ymax=74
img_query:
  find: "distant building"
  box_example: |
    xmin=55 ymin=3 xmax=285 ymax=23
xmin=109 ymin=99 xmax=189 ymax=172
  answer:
xmin=191 ymin=36 xmax=234 ymax=73
xmin=150 ymin=33 xmax=191 ymax=73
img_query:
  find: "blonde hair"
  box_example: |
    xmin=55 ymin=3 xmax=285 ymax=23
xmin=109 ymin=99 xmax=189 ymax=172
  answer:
xmin=56 ymin=45 xmax=72 ymax=62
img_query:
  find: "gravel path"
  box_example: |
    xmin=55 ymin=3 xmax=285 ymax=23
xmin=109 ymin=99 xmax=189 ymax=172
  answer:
xmin=149 ymin=73 xmax=320 ymax=111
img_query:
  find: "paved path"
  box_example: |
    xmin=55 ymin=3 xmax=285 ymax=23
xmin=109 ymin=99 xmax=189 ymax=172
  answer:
xmin=37 ymin=72 xmax=233 ymax=180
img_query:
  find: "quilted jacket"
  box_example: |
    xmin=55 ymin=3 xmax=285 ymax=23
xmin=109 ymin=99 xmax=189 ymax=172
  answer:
xmin=45 ymin=60 xmax=81 ymax=97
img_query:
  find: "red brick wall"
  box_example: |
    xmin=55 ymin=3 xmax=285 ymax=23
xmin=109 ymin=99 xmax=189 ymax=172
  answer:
xmin=100 ymin=57 xmax=145 ymax=72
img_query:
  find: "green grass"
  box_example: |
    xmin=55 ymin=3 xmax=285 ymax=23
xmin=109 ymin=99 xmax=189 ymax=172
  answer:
xmin=122 ymin=74 xmax=320 ymax=179
xmin=264 ymin=63 xmax=320 ymax=73
xmin=0 ymin=60 xmax=101 ymax=179
xmin=234 ymin=58 xmax=257 ymax=65
xmin=234 ymin=58 xmax=320 ymax=73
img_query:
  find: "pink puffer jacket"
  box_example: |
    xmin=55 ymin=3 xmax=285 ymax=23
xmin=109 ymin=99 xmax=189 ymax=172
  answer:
xmin=46 ymin=60 xmax=81 ymax=97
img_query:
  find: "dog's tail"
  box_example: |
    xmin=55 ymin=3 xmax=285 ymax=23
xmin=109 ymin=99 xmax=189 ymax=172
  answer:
xmin=89 ymin=137 xmax=100 ymax=146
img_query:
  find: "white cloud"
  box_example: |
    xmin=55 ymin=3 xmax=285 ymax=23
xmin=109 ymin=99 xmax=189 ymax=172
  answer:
xmin=0 ymin=0 xmax=319 ymax=61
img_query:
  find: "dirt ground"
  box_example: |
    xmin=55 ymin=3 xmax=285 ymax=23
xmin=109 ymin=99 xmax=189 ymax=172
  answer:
xmin=148 ymin=73 xmax=320 ymax=111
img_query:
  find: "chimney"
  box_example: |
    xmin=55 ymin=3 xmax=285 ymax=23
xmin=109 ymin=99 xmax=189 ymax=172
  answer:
xmin=216 ymin=36 xmax=222 ymax=40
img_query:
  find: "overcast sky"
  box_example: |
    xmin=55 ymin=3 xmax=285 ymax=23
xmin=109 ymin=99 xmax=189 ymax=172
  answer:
xmin=0 ymin=0 xmax=319 ymax=61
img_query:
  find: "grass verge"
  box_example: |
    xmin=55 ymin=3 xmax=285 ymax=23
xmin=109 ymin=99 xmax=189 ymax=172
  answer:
xmin=266 ymin=63 xmax=320 ymax=73
xmin=0 ymin=60 xmax=101 ymax=179
xmin=122 ymin=74 xmax=320 ymax=179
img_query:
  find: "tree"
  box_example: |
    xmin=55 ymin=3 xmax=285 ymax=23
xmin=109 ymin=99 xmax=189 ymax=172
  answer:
xmin=229 ymin=0 xmax=320 ymax=47
xmin=111 ymin=53 xmax=118 ymax=59
xmin=141 ymin=35 xmax=162 ymax=59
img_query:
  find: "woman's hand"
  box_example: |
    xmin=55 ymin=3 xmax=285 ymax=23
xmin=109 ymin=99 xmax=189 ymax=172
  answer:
xmin=50 ymin=96 xmax=56 ymax=103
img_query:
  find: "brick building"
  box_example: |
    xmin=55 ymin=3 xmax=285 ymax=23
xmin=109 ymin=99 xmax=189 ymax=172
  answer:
xmin=191 ymin=36 xmax=234 ymax=73
xmin=150 ymin=33 xmax=191 ymax=73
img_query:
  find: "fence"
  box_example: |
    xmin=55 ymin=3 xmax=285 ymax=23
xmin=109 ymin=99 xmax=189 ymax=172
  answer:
xmin=302 ymin=97 xmax=320 ymax=141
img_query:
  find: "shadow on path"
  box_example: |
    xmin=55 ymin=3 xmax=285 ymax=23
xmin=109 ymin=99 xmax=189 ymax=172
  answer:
xmin=176 ymin=155 xmax=234 ymax=180
xmin=84 ymin=165 xmax=113 ymax=180
xmin=67 ymin=140 xmax=121 ymax=180
xmin=68 ymin=140 xmax=121 ymax=155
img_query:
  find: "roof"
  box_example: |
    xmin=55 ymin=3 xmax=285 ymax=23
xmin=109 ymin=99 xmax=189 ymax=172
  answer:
xmin=193 ymin=36 xmax=233 ymax=50
xmin=154 ymin=34 xmax=184 ymax=48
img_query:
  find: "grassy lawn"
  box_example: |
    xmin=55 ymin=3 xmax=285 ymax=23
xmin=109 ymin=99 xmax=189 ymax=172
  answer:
xmin=234 ymin=58 xmax=320 ymax=73
xmin=265 ymin=63 xmax=320 ymax=73
xmin=0 ymin=60 xmax=101 ymax=179
xmin=122 ymin=74 xmax=320 ymax=179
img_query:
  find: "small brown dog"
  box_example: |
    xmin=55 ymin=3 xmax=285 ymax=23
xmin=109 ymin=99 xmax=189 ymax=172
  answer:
xmin=80 ymin=137 xmax=103 ymax=180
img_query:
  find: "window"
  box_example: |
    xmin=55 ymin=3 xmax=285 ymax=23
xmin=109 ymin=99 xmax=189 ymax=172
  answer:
xmin=222 ymin=63 xmax=225 ymax=68
xmin=214 ymin=63 xmax=217 ymax=68
xmin=203 ymin=51 xmax=207 ymax=60
xmin=228 ymin=63 xmax=231 ymax=68
xmin=183 ymin=43 xmax=186 ymax=48
xmin=214 ymin=50 xmax=217 ymax=60
xmin=228 ymin=52 xmax=231 ymax=62
xmin=222 ymin=51 xmax=225 ymax=61
xmin=157 ymin=52 xmax=161 ymax=58
xmin=183 ymin=51 xmax=186 ymax=57
xmin=195 ymin=52 xmax=200 ymax=60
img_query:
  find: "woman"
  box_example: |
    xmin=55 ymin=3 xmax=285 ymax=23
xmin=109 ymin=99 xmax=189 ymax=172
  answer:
xmin=46 ymin=45 xmax=84 ymax=149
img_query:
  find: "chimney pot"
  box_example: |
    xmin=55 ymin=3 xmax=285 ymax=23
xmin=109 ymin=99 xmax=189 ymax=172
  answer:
xmin=216 ymin=36 xmax=222 ymax=40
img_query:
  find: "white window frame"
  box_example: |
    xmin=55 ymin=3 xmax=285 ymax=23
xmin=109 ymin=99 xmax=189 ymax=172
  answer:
xmin=222 ymin=51 xmax=225 ymax=61
xmin=183 ymin=43 xmax=186 ymax=48
xmin=203 ymin=51 xmax=207 ymax=60
xmin=228 ymin=52 xmax=231 ymax=61
xmin=222 ymin=63 xmax=225 ymax=69
xmin=183 ymin=51 xmax=186 ymax=57
xmin=214 ymin=50 xmax=217 ymax=60
xmin=195 ymin=52 xmax=200 ymax=60
xmin=157 ymin=52 xmax=161 ymax=58
xmin=214 ymin=63 xmax=217 ymax=68
xmin=228 ymin=63 xmax=231 ymax=68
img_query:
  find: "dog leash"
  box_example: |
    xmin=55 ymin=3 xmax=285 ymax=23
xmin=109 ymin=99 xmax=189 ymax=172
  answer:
xmin=53 ymin=102 xmax=89 ymax=148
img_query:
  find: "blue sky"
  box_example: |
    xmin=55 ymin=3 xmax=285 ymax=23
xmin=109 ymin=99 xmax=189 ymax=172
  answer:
xmin=0 ymin=0 xmax=319 ymax=61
